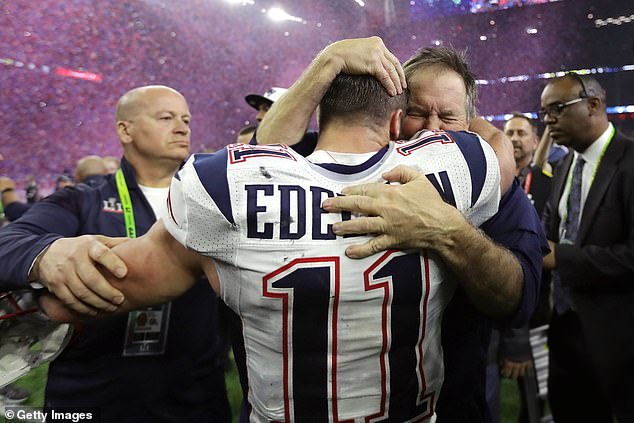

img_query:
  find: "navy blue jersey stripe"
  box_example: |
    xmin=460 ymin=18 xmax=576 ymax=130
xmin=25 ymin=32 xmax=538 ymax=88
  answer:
xmin=193 ymin=149 xmax=235 ymax=225
xmin=314 ymin=145 xmax=389 ymax=175
xmin=448 ymin=131 xmax=487 ymax=206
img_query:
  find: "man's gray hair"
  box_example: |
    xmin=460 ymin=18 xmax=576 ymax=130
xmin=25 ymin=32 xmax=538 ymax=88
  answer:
xmin=403 ymin=46 xmax=478 ymax=121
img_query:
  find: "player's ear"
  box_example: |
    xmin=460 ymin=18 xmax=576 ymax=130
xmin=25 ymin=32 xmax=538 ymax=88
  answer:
xmin=586 ymin=96 xmax=602 ymax=116
xmin=389 ymin=109 xmax=403 ymax=141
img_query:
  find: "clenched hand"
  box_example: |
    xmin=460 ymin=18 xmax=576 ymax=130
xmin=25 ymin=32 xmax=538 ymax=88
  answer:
xmin=322 ymin=165 xmax=467 ymax=258
xmin=31 ymin=235 xmax=129 ymax=315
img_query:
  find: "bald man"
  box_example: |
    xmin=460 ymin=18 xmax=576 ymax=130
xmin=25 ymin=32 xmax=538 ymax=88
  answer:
xmin=0 ymin=156 xmax=105 ymax=223
xmin=0 ymin=86 xmax=230 ymax=422
xmin=74 ymin=155 xmax=107 ymax=185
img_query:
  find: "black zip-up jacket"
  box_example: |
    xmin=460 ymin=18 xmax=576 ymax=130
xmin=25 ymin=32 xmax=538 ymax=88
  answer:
xmin=0 ymin=157 xmax=230 ymax=422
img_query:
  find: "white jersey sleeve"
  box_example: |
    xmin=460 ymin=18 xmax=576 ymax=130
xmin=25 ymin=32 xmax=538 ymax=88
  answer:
xmin=162 ymin=151 xmax=240 ymax=265
xmin=449 ymin=130 xmax=500 ymax=227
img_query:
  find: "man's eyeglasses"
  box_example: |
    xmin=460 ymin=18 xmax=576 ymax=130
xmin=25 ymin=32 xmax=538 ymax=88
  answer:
xmin=538 ymin=97 xmax=587 ymax=121
xmin=539 ymin=72 xmax=595 ymax=121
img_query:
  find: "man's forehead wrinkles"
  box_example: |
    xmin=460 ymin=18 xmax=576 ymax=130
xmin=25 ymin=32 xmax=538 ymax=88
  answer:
xmin=407 ymin=104 xmax=428 ymax=112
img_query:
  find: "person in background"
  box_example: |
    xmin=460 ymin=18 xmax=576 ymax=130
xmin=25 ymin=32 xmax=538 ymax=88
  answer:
xmin=0 ymin=177 xmax=29 ymax=222
xmin=245 ymin=86 xmax=320 ymax=157
xmin=485 ymin=113 xmax=554 ymax=423
xmin=0 ymin=85 xmax=230 ymax=422
xmin=0 ymin=155 xmax=108 ymax=222
xmin=533 ymin=127 xmax=568 ymax=175
xmin=55 ymin=175 xmax=74 ymax=191
xmin=74 ymin=155 xmax=107 ymax=187
xmin=235 ymin=125 xmax=256 ymax=144
xmin=24 ymin=176 xmax=39 ymax=204
xmin=504 ymin=113 xmax=553 ymax=214
xmin=541 ymin=73 xmax=634 ymax=422
xmin=244 ymin=86 xmax=288 ymax=123
xmin=103 ymin=156 xmax=120 ymax=174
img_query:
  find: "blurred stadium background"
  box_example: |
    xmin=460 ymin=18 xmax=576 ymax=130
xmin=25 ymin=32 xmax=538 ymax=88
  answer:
xmin=1 ymin=1 xmax=633 ymax=421
xmin=1 ymin=0 xmax=632 ymax=193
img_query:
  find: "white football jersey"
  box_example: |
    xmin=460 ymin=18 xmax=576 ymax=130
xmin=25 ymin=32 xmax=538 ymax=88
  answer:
xmin=163 ymin=130 xmax=500 ymax=423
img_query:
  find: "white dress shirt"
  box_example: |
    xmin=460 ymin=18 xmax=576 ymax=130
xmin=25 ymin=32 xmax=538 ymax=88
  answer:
xmin=557 ymin=122 xmax=615 ymax=240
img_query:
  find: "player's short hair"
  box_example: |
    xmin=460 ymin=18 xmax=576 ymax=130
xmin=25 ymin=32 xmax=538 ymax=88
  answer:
xmin=506 ymin=112 xmax=538 ymax=134
xmin=403 ymin=46 xmax=478 ymax=121
xmin=318 ymin=74 xmax=408 ymax=130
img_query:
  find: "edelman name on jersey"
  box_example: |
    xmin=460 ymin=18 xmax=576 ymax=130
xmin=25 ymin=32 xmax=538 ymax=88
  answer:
xmin=163 ymin=130 xmax=500 ymax=423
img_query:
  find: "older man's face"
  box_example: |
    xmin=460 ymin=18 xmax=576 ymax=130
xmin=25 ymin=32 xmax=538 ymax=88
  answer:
xmin=402 ymin=66 xmax=469 ymax=138
xmin=125 ymin=88 xmax=191 ymax=163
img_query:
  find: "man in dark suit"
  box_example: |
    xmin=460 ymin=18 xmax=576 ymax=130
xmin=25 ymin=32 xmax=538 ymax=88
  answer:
xmin=541 ymin=73 xmax=634 ymax=422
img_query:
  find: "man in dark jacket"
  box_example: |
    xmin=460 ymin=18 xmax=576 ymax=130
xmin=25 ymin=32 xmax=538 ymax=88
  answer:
xmin=541 ymin=73 xmax=634 ymax=422
xmin=0 ymin=85 xmax=230 ymax=422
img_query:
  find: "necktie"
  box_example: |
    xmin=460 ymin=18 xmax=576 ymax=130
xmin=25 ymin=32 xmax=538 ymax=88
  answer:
xmin=553 ymin=156 xmax=585 ymax=314
xmin=563 ymin=156 xmax=585 ymax=243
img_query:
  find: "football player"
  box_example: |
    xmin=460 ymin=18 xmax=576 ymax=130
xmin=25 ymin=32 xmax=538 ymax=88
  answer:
xmin=42 ymin=74 xmax=501 ymax=423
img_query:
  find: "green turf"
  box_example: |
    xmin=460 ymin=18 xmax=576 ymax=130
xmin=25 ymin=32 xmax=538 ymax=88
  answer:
xmin=500 ymin=378 xmax=522 ymax=422
xmin=2 ymin=361 xmax=245 ymax=423
xmin=5 ymin=362 xmax=527 ymax=422
xmin=13 ymin=365 xmax=47 ymax=408
xmin=224 ymin=353 xmax=244 ymax=423
xmin=3 ymin=365 xmax=48 ymax=423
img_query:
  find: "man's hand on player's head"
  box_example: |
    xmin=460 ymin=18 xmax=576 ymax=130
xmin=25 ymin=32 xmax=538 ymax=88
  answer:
xmin=319 ymin=36 xmax=406 ymax=97
xmin=322 ymin=165 xmax=467 ymax=259
xmin=30 ymin=235 xmax=129 ymax=315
